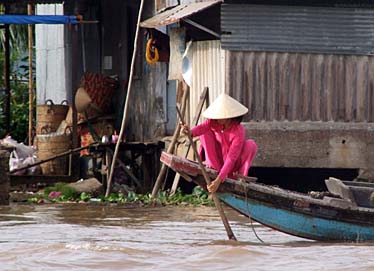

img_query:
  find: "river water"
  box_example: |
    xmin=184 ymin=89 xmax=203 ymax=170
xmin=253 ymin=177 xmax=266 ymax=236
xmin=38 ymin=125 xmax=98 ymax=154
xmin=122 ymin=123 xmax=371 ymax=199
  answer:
xmin=0 ymin=203 xmax=373 ymax=271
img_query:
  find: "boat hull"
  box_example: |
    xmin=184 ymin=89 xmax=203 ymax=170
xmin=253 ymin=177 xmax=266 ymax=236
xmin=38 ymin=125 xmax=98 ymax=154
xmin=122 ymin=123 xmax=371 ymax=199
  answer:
xmin=160 ymin=152 xmax=374 ymax=242
xmin=219 ymin=193 xmax=374 ymax=242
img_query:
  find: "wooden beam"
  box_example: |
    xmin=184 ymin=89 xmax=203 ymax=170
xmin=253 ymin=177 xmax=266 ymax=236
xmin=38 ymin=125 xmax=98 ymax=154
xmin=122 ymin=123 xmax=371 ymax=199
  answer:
xmin=170 ymin=87 xmax=208 ymax=195
xmin=4 ymin=4 xmax=10 ymax=135
xmin=28 ymin=2 xmax=34 ymax=145
xmin=151 ymin=82 xmax=189 ymax=198
xmin=183 ymin=18 xmax=220 ymax=38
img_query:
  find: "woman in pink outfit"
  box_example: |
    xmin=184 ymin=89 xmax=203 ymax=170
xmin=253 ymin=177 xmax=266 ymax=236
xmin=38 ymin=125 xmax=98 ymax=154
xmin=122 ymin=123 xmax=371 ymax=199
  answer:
xmin=181 ymin=93 xmax=257 ymax=193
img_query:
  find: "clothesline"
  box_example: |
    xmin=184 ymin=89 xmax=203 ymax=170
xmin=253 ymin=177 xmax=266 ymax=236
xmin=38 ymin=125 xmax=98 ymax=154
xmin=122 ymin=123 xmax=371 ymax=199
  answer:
xmin=0 ymin=15 xmax=82 ymax=25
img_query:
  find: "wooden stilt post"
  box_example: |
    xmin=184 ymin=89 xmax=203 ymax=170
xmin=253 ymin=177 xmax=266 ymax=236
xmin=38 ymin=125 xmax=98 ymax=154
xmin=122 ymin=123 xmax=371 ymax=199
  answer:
xmin=28 ymin=2 xmax=34 ymax=146
xmin=151 ymin=83 xmax=189 ymax=198
xmin=169 ymin=87 xmax=209 ymax=195
xmin=0 ymin=151 xmax=10 ymax=205
xmin=4 ymin=3 xmax=10 ymax=136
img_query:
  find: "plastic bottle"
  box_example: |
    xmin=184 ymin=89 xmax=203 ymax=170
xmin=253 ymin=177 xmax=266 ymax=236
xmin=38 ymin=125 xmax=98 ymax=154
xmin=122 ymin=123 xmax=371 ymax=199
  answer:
xmin=111 ymin=131 xmax=119 ymax=144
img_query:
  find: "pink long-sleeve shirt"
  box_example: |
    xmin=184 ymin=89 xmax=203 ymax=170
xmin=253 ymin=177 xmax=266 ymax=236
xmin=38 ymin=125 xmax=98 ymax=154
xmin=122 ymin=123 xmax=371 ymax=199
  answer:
xmin=191 ymin=119 xmax=246 ymax=180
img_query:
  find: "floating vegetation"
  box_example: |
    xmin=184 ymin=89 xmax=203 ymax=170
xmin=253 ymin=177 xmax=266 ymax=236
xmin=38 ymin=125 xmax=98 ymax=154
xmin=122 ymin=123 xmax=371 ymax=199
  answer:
xmin=27 ymin=184 xmax=213 ymax=206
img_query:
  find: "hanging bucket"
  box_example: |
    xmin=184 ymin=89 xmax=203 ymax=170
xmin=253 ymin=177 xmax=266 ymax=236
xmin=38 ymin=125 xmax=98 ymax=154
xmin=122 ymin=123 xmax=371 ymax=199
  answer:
xmin=36 ymin=99 xmax=69 ymax=135
xmin=35 ymin=127 xmax=72 ymax=175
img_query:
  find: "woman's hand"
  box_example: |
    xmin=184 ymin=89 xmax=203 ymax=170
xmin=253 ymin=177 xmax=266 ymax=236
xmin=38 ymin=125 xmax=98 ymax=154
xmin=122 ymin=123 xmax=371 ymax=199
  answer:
xmin=180 ymin=122 xmax=190 ymax=134
xmin=207 ymin=176 xmax=223 ymax=193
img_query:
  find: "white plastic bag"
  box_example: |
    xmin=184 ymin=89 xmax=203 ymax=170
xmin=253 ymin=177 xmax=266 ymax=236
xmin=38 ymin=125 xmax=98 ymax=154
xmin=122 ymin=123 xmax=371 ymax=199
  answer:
xmin=1 ymin=136 xmax=36 ymax=158
xmin=1 ymin=136 xmax=18 ymax=148
xmin=9 ymin=151 xmax=26 ymax=175
xmin=16 ymin=143 xmax=36 ymax=159
xmin=23 ymin=155 xmax=40 ymax=175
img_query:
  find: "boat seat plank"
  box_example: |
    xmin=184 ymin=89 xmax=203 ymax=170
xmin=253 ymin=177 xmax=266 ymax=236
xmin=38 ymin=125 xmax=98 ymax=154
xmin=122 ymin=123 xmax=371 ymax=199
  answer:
xmin=326 ymin=177 xmax=374 ymax=208
xmin=325 ymin=177 xmax=357 ymax=206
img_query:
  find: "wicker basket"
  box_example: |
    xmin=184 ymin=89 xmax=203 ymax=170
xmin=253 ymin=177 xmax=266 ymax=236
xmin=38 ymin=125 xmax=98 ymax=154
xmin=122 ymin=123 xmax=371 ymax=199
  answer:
xmin=36 ymin=99 xmax=69 ymax=135
xmin=35 ymin=127 xmax=71 ymax=175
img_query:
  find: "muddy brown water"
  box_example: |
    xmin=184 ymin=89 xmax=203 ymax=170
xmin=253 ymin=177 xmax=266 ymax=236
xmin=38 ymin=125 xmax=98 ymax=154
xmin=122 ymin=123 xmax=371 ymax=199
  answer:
xmin=0 ymin=204 xmax=373 ymax=271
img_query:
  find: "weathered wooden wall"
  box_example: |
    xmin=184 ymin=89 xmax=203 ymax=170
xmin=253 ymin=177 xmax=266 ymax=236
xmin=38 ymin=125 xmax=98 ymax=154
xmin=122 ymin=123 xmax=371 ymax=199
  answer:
xmin=226 ymin=51 xmax=374 ymax=170
xmin=125 ymin=0 xmax=168 ymax=141
xmin=226 ymin=51 xmax=374 ymax=123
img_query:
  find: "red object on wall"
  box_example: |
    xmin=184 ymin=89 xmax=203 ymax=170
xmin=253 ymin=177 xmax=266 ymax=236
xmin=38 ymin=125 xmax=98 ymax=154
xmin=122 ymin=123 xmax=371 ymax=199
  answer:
xmin=80 ymin=72 xmax=119 ymax=114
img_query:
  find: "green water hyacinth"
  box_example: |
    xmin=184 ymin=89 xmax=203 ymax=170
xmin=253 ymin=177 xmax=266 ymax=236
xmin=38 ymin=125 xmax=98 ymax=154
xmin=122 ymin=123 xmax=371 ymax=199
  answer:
xmin=27 ymin=184 xmax=213 ymax=206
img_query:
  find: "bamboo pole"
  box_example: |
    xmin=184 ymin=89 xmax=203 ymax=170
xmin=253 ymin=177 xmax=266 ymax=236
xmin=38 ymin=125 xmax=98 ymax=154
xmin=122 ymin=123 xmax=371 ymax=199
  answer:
xmin=169 ymin=87 xmax=208 ymax=195
xmin=176 ymin=106 xmax=237 ymax=241
xmin=105 ymin=0 xmax=145 ymax=197
xmin=10 ymin=143 xmax=98 ymax=174
xmin=151 ymin=84 xmax=189 ymax=198
xmin=4 ymin=5 xmax=10 ymax=135
xmin=28 ymin=3 xmax=34 ymax=146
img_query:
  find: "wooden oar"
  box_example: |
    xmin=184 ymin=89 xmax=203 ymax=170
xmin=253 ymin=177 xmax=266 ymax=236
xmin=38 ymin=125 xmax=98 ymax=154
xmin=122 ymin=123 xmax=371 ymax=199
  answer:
xmin=176 ymin=106 xmax=237 ymax=241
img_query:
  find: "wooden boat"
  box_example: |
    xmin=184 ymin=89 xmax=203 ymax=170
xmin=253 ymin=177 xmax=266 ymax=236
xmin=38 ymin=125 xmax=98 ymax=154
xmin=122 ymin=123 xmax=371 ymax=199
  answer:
xmin=161 ymin=152 xmax=374 ymax=242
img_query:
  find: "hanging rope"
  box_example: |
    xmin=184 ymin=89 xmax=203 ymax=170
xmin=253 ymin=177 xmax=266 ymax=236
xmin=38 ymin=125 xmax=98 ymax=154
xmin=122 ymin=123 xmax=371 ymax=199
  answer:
xmin=146 ymin=38 xmax=159 ymax=65
xmin=242 ymin=181 xmax=266 ymax=244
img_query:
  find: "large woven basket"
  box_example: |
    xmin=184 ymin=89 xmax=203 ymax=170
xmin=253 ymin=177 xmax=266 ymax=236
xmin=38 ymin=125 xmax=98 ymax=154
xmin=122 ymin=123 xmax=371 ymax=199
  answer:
xmin=36 ymin=99 xmax=69 ymax=135
xmin=35 ymin=127 xmax=71 ymax=175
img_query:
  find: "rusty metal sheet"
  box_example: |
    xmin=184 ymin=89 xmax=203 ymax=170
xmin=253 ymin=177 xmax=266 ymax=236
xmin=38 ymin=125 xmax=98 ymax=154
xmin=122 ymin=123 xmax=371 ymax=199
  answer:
xmin=140 ymin=0 xmax=222 ymax=28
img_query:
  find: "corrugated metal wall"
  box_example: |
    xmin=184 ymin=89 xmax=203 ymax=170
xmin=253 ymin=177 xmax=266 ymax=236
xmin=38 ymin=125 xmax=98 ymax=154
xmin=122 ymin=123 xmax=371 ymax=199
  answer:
xmin=226 ymin=51 xmax=374 ymax=122
xmin=221 ymin=4 xmax=374 ymax=55
xmin=35 ymin=4 xmax=70 ymax=104
xmin=190 ymin=40 xmax=225 ymax=123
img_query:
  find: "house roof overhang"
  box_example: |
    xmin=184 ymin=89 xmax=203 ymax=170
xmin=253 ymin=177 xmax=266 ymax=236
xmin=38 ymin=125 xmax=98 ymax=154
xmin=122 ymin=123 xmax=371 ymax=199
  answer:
xmin=140 ymin=0 xmax=222 ymax=28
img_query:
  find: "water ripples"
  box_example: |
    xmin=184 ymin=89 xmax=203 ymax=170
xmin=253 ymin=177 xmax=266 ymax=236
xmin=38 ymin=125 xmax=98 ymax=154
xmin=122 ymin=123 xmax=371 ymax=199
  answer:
xmin=0 ymin=204 xmax=373 ymax=271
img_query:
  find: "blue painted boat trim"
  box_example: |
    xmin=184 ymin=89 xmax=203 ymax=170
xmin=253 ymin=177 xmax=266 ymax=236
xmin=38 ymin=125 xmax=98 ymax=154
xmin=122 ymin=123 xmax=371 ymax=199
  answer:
xmin=218 ymin=193 xmax=374 ymax=242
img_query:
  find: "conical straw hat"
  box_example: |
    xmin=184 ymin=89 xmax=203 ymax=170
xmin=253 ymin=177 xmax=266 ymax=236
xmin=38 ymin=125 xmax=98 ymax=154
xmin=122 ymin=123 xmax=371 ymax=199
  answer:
xmin=75 ymin=87 xmax=92 ymax=113
xmin=202 ymin=93 xmax=248 ymax=119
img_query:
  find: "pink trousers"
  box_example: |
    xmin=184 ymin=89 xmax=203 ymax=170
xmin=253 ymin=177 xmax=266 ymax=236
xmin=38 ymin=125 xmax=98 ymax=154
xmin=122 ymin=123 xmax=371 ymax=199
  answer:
xmin=199 ymin=131 xmax=257 ymax=178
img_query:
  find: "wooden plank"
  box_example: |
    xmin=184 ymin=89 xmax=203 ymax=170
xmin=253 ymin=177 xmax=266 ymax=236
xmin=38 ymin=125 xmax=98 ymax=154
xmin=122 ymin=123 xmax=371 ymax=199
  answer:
xmin=253 ymin=53 xmax=261 ymax=120
xmin=11 ymin=175 xmax=76 ymax=186
xmin=247 ymin=52 xmax=255 ymax=120
xmin=325 ymin=177 xmax=357 ymax=207
xmin=336 ymin=55 xmax=345 ymax=121
xmin=300 ymin=54 xmax=311 ymax=120
xmin=290 ymin=53 xmax=301 ymax=121
xmin=170 ymin=87 xmax=208 ymax=195
xmin=279 ymin=53 xmax=289 ymax=121
xmin=151 ymin=84 xmax=189 ymax=198
xmin=258 ymin=52 xmax=266 ymax=120
xmin=236 ymin=51 xmax=244 ymax=104
xmin=345 ymin=56 xmax=355 ymax=122
xmin=356 ymin=57 xmax=367 ymax=122
xmin=369 ymin=57 xmax=374 ymax=122
xmin=225 ymin=51 xmax=233 ymax=95
xmin=311 ymin=55 xmax=323 ymax=121
xmin=324 ymin=55 xmax=333 ymax=121
xmin=266 ymin=53 xmax=277 ymax=121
